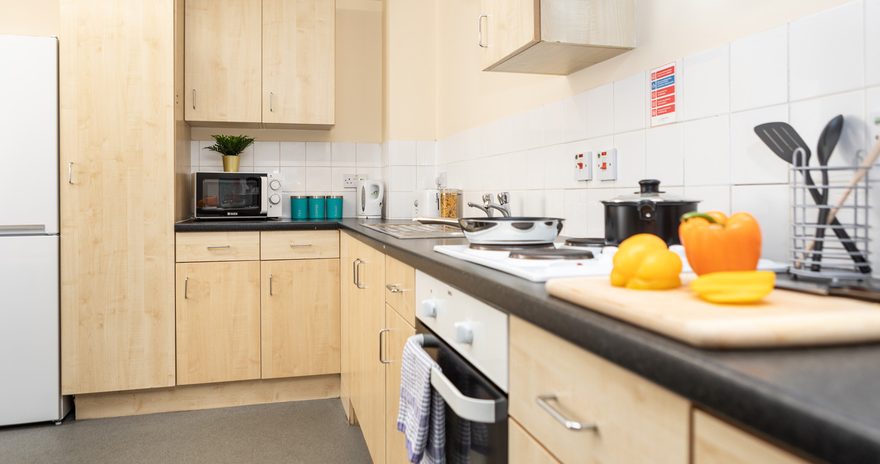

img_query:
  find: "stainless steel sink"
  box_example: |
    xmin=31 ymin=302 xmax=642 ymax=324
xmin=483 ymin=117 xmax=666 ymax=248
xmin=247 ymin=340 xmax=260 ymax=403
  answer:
xmin=360 ymin=222 xmax=464 ymax=239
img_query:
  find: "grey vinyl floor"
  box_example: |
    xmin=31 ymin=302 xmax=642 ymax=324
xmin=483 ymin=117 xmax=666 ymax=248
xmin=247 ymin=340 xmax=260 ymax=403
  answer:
xmin=0 ymin=399 xmax=371 ymax=464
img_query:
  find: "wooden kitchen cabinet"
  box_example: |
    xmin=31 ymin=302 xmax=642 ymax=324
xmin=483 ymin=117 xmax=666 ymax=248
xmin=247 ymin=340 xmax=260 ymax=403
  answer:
xmin=693 ymin=410 xmax=808 ymax=464
xmin=509 ymin=418 xmax=561 ymax=464
xmin=185 ymin=0 xmax=335 ymax=126
xmin=175 ymin=261 xmax=262 ymax=385
xmin=385 ymin=256 xmax=415 ymax=325
xmin=345 ymin=235 xmax=388 ymax=464
xmin=184 ymin=0 xmax=262 ymax=124
xmin=384 ymin=304 xmax=415 ymax=464
xmin=262 ymin=0 xmax=335 ymax=126
xmin=509 ymin=316 xmax=690 ymax=463
xmin=261 ymin=259 xmax=340 ymax=379
xmin=60 ymin=0 xmax=182 ymax=395
xmin=479 ymin=0 xmax=635 ymax=75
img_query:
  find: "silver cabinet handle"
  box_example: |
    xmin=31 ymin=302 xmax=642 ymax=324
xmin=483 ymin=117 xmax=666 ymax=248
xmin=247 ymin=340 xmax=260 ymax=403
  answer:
xmin=269 ymin=273 xmax=273 ymax=296
xmin=385 ymin=284 xmax=404 ymax=293
xmin=290 ymin=243 xmax=313 ymax=248
xmin=192 ymin=89 xmax=196 ymax=110
xmin=379 ymin=328 xmax=391 ymax=364
xmin=184 ymin=277 xmax=189 ymax=299
xmin=206 ymin=245 xmax=231 ymax=250
xmin=67 ymin=162 xmax=74 ymax=184
xmin=478 ymin=14 xmax=488 ymax=48
xmin=536 ymin=395 xmax=597 ymax=432
xmin=352 ymin=259 xmax=359 ymax=286
xmin=269 ymin=92 xmax=274 ymax=112
xmin=355 ymin=259 xmax=366 ymax=289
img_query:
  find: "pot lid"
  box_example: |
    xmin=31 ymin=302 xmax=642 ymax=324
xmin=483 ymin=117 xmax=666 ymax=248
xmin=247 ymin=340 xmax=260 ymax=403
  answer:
xmin=601 ymin=179 xmax=700 ymax=205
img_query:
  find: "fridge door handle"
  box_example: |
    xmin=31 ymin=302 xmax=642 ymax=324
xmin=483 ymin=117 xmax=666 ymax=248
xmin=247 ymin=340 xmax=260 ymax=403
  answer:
xmin=0 ymin=224 xmax=46 ymax=235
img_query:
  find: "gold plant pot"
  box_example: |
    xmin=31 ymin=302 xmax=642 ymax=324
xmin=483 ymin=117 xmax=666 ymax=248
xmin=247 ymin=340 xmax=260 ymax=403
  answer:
xmin=223 ymin=155 xmax=240 ymax=173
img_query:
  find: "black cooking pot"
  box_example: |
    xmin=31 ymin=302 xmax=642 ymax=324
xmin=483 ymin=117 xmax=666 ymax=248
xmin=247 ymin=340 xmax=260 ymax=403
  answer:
xmin=601 ymin=179 xmax=699 ymax=246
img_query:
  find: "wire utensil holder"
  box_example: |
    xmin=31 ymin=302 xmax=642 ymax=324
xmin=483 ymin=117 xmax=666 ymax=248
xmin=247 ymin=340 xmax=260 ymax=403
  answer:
xmin=790 ymin=148 xmax=872 ymax=280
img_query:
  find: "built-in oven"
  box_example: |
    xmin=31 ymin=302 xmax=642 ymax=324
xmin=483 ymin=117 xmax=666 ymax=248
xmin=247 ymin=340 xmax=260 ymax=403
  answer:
xmin=193 ymin=172 xmax=283 ymax=219
xmin=414 ymin=323 xmax=508 ymax=463
xmin=413 ymin=270 xmax=510 ymax=463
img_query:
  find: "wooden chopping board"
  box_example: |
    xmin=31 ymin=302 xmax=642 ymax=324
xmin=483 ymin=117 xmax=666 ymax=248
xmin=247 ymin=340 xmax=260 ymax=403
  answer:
xmin=546 ymin=276 xmax=880 ymax=348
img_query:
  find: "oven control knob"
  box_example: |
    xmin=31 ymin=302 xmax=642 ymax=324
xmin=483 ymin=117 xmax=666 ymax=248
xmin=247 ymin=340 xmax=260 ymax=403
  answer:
xmin=419 ymin=300 xmax=437 ymax=318
xmin=269 ymin=194 xmax=281 ymax=205
xmin=454 ymin=321 xmax=475 ymax=345
xmin=269 ymin=179 xmax=282 ymax=191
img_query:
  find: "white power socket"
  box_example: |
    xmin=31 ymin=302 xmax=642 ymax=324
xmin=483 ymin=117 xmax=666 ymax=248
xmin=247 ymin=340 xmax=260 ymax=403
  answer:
xmin=343 ymin=174 xmax=357 ymax=188
xmin=597 ymin=148 xmax=618 ymax=181
xmin=573 ymin=152 xmax=592 ymax=181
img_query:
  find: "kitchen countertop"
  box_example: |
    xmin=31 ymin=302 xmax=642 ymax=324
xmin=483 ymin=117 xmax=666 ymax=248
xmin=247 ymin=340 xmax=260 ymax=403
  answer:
xmin=176 ymin=218 xmax=880 ymax=463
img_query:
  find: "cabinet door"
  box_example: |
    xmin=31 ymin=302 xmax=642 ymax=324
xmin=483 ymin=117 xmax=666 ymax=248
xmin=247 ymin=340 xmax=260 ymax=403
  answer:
xmin=384 ymin=305 xmax=415 ymax=464
xmin=60 ymin=0 xmax=176 ymax=395
xmin=510 ymin=418 xmax=561 ymax=464
xmin=185 ymin=0 xmax=262 ymax=123
xmin=340 ymin=233 xmax=357 ymax=423
xmin=352 ymin=239 xmax=387 ymax=464
xmin=261 ymin=259 xmax=340 ymax=379
xmin=262 ymin=0 xmax=335 ymax=125
xmin=693 ymin=410 xmax=807 ymax=464
xmin=176 ymin=261 xmax=261 ymax=385
xmin=480 ymin=0 xmax=539 ymax=70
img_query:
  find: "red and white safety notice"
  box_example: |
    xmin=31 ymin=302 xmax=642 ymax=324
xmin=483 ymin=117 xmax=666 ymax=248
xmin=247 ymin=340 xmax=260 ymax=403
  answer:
xmin=650 ymin=62 xmax=677 ymax=127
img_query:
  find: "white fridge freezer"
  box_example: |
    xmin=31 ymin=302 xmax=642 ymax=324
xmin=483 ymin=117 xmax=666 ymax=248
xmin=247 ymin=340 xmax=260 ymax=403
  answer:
xmin=0 ymin=35 xmax=68 ymax=426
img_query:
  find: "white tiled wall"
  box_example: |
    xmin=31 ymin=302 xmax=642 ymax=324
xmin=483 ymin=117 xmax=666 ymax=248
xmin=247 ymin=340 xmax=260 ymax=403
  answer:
xmin=191 ymin=141 xmax=384 ymax=218
xmin=190 ymin=140 xmax=435 ymax=219
xmin=437 ymin=0 xmax=880 ymax=265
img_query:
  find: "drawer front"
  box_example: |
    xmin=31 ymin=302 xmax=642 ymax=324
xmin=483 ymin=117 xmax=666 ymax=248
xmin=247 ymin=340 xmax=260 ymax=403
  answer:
xmin=693 ymin=410 xmax=807 ymax=464
xmin=385 ymin=255 xmax=415 ymax=324
xmin=509 ymin=317 xmax=690 ymax=464
xmin=510 ymin=418 xmax=560 ymax=464
xmin=176 ymin=231 xmax=260 ymax=262
xmin=260 ymin=230 xmax=339 ymax=260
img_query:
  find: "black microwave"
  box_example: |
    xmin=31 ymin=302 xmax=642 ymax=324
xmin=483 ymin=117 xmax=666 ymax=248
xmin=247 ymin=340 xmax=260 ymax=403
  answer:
xmin=193 ymin=172 xmax=283 ymax=219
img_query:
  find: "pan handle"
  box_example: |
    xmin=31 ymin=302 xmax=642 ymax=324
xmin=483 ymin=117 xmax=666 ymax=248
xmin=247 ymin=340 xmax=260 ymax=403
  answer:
xmin=414 ymin=217 xmax=460 ymax=227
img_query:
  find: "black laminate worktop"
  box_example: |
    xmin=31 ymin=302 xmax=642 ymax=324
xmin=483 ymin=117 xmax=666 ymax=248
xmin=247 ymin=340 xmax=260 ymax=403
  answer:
xmin=176 ymin=218 xmax=880 ymax=463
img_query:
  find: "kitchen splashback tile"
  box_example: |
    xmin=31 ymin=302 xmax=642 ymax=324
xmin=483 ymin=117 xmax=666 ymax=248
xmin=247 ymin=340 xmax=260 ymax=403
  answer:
xmin=730 ymin=25 xmax=788 ymax=112
xmin=868 ymin=0 xmax=880 ymax=86
xmin=280 ymin=142 xmax=306 ymax=166
xmin=306 ymin=142 xmax=331 ymax=166
xmin=387 ymin=165 xmax=417 ymax=192
xmin=356 ymin=166 xmax=383 ymax=182
xmin=681 ymin=47 xmax=729 ymax=121
xmin=331 ymin=142 xmax=356 ymax=167
xmin=646 ymin=123 xmax=684 ymax=186
xmin=613 ymin=72 xmax=647 ymax=133
xmin=563 ymin=189 xmax=590 ymax=237
xmin=584 ymin=83 xmax=614 ymax=139
xmin=611 ymin=130 xmax=647 ymax=188
xmin=684 ymin=185 xmax=731 ymax=214
xmin=279 ymin=167 xmax=306 ymax=191
xmin=732 ymin=184 xmax=789 ymax=261
xmin=417 ymin=141 xmax=436 ymax=166
xmin=789 ymin=90 xmax=868 ymax=171
xmin=544 ymin=190 xmax=565 ymax=218
xmin=387 ymin=140 xmax=418 ymax=165
xmin=356 ymin=143 xmax=382 ymax=167
xmin=331 ymin=167 xmax=351 ymax=191
xmin=789 ymin=1 xmax=865 ymax=100
xmin=253 ymin=142 xmax=280 ymax=167
xmin=199 ymin=140 xmax=222 ymax=168
xmin=730 ymin=104 xmax=790 ymax=185
xmin=544 ymin=144 xmax=581 ymax=190
xmin=305 ymin=166 xmax=331 ymax=191
xmin=542 ymin=98 xmax=567 ymax=146
xmin=416 ymin=165 xmax=437 ymax=190
xmin=683 ymin=115 xmax=731 ymax=186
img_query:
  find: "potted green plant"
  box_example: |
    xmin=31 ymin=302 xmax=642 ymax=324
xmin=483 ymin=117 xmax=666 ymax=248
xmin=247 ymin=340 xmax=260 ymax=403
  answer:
xmin=204 ymin=134 xmax=255 ymax=173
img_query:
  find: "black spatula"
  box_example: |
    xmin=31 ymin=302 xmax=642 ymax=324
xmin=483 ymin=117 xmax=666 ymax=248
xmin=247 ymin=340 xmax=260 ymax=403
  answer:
xmin=811 ymin=115 xmax=844 ymax=271
xmin=754 ymin=122 xmax=871 ymax=274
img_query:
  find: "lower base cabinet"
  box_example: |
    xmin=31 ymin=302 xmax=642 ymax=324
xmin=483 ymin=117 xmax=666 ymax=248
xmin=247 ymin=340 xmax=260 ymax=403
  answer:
xmin=509 ymin=418 xmax=560 ymax=464
xmin=693 ymin=410 xmax=807 ymax=464
xmin=385 ymin=304 xmax=415 ymax=464
xmin=175 ymin=261 xmax=261 ymax=385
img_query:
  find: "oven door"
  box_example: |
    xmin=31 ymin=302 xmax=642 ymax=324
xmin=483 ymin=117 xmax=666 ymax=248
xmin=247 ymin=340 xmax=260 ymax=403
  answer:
xmin=194 ymin=172 xmax=267 ymax=219
xmin=415 ymin=322 xmax=508 ymax=463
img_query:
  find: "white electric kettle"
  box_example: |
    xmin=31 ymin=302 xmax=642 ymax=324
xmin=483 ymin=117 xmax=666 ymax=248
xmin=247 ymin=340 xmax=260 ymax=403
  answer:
xmin=356 ymin=179 xmax=384 ymax=219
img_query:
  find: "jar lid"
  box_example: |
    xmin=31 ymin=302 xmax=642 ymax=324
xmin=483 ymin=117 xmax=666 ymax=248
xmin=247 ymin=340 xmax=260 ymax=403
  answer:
xmin=327 ymin=195 xmax=343 ymax=199
xmin=601 ymin=179 xmax=699 ymax=205
xmin=440 ymin=188 xmax=462 ymax=194
xmin=308 ymin=195 xmax=328 ymax=199
xmin=290 ymin=195 xmax=308 ymax=199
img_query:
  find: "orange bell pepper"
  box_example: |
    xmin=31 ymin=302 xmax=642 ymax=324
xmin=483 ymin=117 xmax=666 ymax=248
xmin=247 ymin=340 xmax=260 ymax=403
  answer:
xmin=678 ymin=211 xmax=762 ymax=276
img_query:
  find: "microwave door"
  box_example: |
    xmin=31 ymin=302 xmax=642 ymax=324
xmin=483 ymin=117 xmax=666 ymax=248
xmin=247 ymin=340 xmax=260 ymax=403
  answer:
xmin=260 ymin=176 xmax=268 ymax=214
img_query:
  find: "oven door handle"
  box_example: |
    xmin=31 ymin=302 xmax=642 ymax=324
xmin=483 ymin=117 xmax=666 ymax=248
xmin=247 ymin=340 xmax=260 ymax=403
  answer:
xmin=413 ymin=334 xmax=507 ymax=424
xmin=430 ymin=367 xmax=506 ymax=424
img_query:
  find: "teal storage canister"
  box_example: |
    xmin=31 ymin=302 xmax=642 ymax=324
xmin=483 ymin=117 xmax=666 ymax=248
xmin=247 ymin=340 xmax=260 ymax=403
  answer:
xmin=308 ymin=195 xmax=327 ymax=220
xmin=327 ymin=195 xmax=343 ymax=220
xmin=291 ymin=196 xmax=309 ymax=220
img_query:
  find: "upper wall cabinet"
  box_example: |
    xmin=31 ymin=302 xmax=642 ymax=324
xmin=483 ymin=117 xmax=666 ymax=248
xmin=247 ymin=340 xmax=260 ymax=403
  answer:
xmin=185 ymin=0 xmax=336 ymax=127
xmin=479 ymin=0 xmax=635 ymax=75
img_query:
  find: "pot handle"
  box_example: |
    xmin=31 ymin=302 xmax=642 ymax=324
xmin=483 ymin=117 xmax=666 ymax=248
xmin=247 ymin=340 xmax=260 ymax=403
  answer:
xmin=637 ymin=199 xmax=656 ymax=222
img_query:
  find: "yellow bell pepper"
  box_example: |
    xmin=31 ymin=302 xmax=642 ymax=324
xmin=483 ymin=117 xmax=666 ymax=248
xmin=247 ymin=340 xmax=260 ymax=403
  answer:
xmin=690 ymin=271 xmax=776 ymax=304
xmin=611 ymin=234 xmax=682 ymax=290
